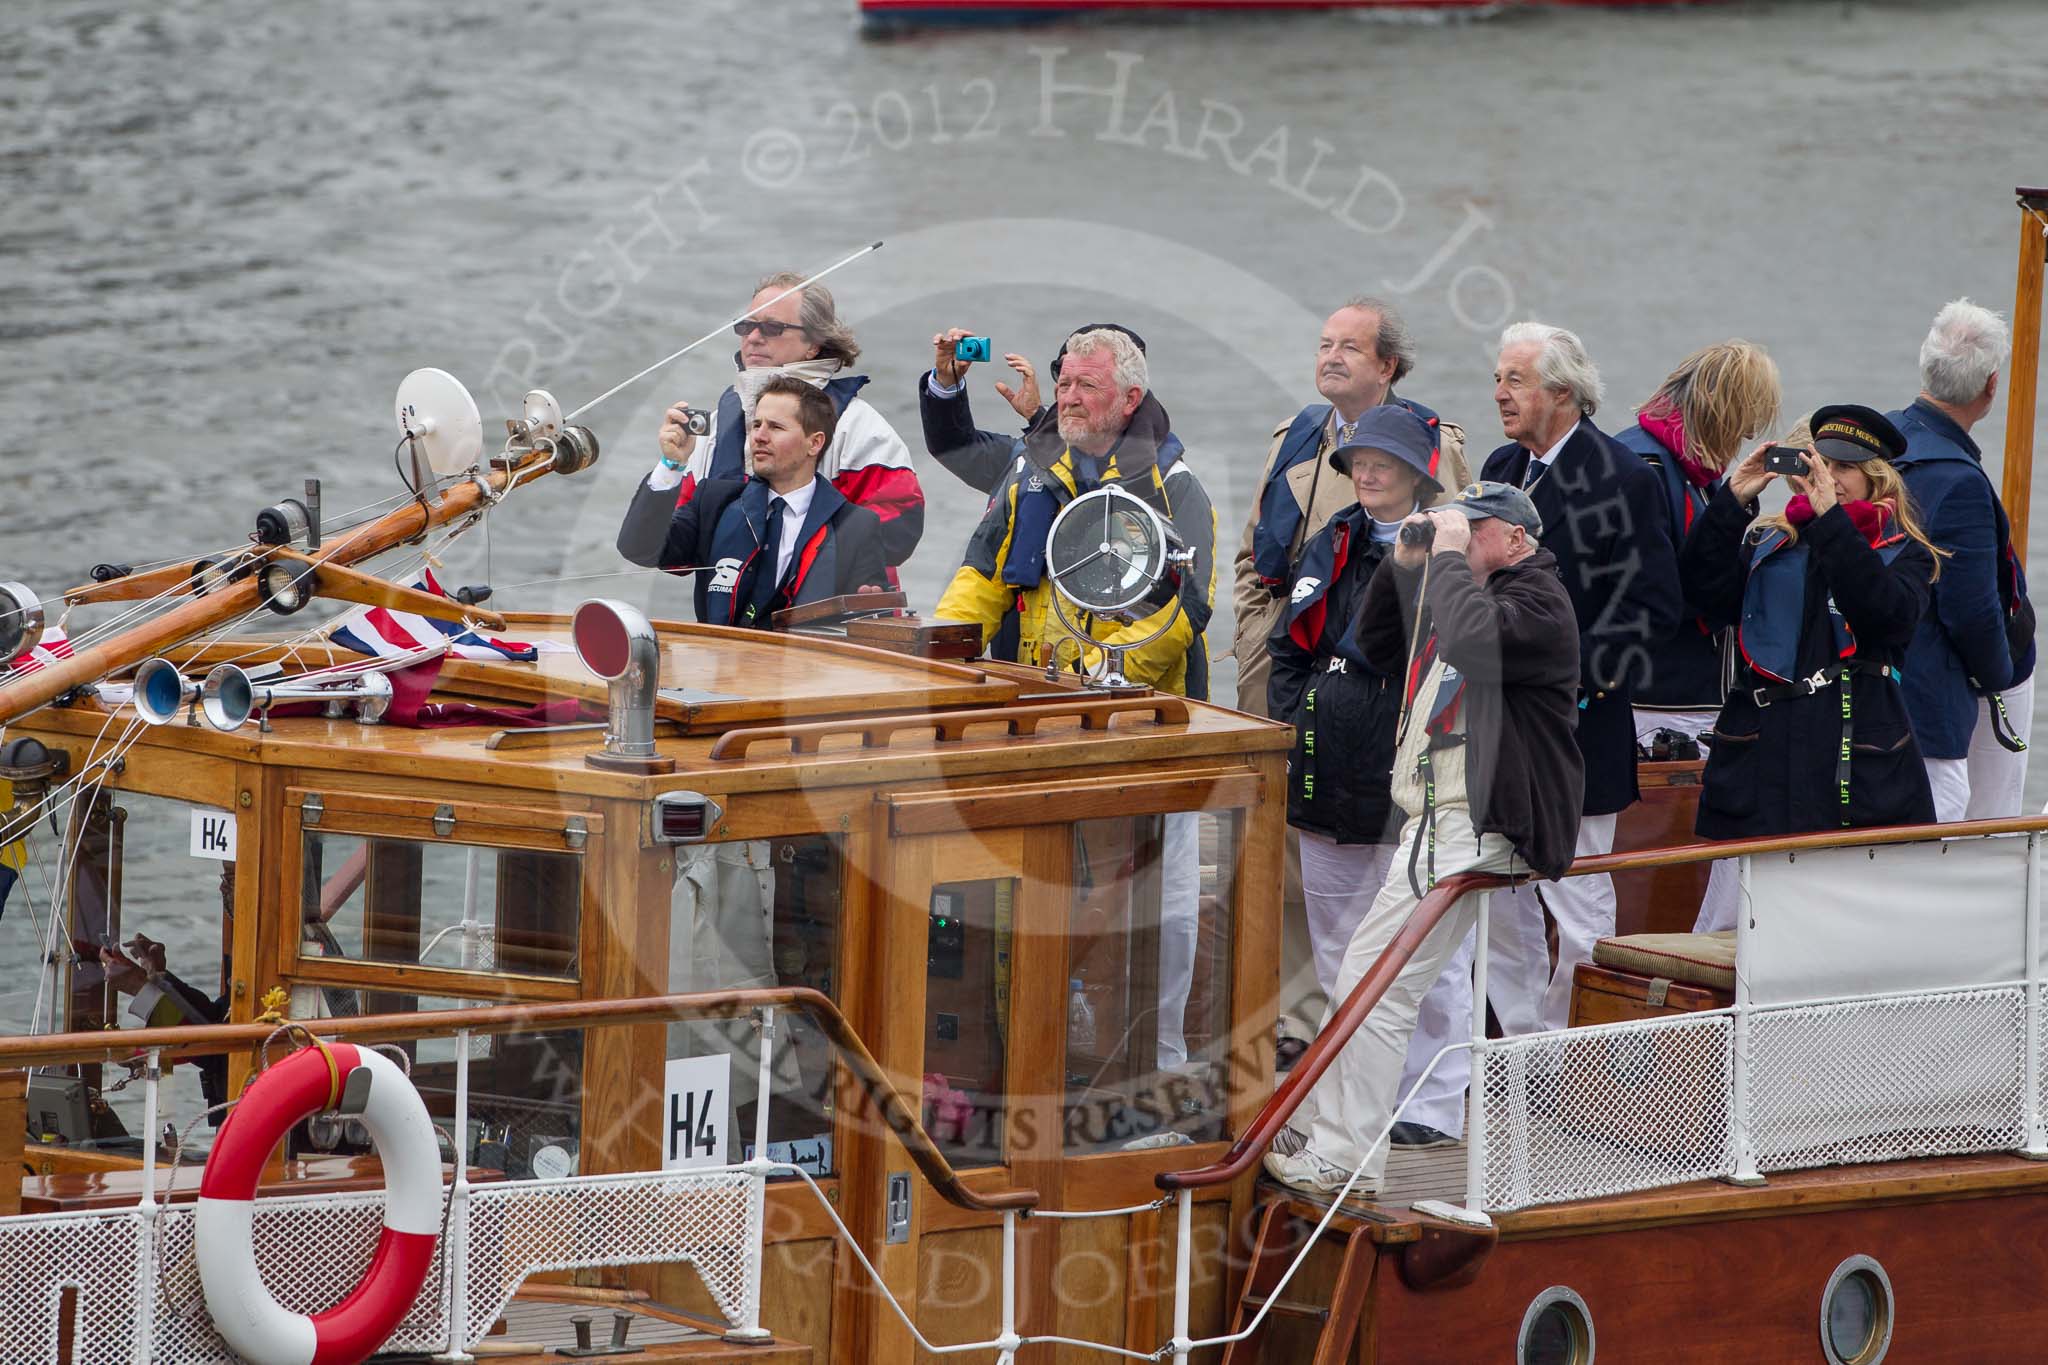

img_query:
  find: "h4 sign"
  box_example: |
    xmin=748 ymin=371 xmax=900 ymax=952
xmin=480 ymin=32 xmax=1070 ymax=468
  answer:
xmin=662 ymin=1054 xmax=731 ymax=1171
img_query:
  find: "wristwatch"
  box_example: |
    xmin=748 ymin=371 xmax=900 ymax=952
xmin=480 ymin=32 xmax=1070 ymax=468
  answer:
xmin=658 ymin=454 xmax=683 ymax=471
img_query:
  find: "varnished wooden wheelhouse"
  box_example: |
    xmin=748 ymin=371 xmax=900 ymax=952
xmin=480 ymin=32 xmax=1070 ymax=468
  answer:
xmin=3 ymin=610 xmax=1289 ymax=1362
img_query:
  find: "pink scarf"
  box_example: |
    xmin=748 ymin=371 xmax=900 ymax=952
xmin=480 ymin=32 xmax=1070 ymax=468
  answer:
xmin=1639 ymin=407 xmax=1721 ymax=491
xmin=1784 ymin=496 xmax=1890 ymax=546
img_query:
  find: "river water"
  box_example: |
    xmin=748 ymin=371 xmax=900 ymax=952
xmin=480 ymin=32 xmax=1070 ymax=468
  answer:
xmin=4 ymin=0 xmax=2047 ymax=1045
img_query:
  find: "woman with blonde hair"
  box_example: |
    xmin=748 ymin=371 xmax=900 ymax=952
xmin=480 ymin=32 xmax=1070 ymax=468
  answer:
xmin=1613 ymin=342 xmax=1780 ymax=930
xmin=1615 ymin=341 xmax=1782 ymax=742
xmin=1680 ymin=405 xmax=1940 ymax=838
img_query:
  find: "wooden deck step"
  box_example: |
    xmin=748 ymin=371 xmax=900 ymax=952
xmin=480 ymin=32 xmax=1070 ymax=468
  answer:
xmin=455 ymin=1297 xmax=811 ymax=1363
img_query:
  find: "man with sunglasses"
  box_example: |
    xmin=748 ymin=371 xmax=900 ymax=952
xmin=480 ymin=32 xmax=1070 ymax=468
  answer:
xmin=647 ymin=272 xmax=924 ymax=583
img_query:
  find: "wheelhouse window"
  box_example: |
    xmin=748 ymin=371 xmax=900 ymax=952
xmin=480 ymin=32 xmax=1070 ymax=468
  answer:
xmin=4 ymin=788 xmax=237 ymax=1156
xmin=667 ymin=834 xmax=846 ymax=1178
xmin=299 ymin=832 xmax=580 ymax=981
xmin=1064 ymin=811 xmax=1238 ymax=1154
xmin=923 ymin=873 xmax=1021 ymax=1168
xmin=285 ymin=991 xmax=586 ymax=1181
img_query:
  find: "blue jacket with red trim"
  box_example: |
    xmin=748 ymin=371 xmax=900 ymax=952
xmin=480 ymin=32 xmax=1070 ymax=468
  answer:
xmin=617 ymin=472 xmax=888 ymax=628
xmin=1613 ymin=421 xmax=1725 ymax=711
xmin=1268 ymin=506 xmax=1402 ymax=844
xmin=1680 ymin=484 xmax=1934 ymax=838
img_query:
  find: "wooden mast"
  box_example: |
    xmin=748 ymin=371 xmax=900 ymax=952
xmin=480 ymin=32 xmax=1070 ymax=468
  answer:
xmin=2004 ymin=186 xmax=2048 ymax=566
xmin=0 ymin=446 xmax=561 ymax=727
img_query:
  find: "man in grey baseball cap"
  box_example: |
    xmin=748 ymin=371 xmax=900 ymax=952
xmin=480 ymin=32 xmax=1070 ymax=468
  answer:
xmin=1266 ymin=475 xmax=1584 ymax=1196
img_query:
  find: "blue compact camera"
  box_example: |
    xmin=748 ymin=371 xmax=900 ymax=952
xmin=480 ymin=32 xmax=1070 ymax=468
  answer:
xmin=953 ymin=336 xmax=992 ymax=363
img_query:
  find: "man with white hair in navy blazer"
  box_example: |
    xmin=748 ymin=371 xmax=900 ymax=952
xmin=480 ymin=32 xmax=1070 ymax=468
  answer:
xmin=1475 ymin=322 xmax=1684 ymax=1034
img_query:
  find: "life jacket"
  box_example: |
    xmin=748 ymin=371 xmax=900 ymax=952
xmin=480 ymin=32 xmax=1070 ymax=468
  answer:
xmin=702 ymin=477 xmax=848 ymax=628
xmin=1250 ymin=397 xmax=1444 ymax=586
xmin=1001 ymin=434 xmax=1185 ymax=590
xmin=1739 ymin=526 xmax=1908 ymax=683
xmin=702 ymin=373 xmax=872 ymax=482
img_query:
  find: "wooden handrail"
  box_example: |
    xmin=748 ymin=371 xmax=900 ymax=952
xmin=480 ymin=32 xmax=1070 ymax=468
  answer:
xmin=1159 ymin=814 xmax=2048 ymax=1193
xmin=707 ymin=695 xmax=1190 ymax=761
xmin=1158 ymin=870 xmax=1506 ymax=1192
xmin=0 ymin=986 xmax=1039 ymax=1216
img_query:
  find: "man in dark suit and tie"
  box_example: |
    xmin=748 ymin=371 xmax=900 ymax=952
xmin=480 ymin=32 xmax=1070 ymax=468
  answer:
xmin=1475 ymin=322 xmax=1684 ymax=1032
xmin=618 ymin=374 xmax=889 ymax=627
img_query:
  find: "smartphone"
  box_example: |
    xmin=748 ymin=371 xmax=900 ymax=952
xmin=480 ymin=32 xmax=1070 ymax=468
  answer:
xmin=953 ymin=336 xmax=992 ymax=363
xmin=1762 ymin=444 xmax=1810 ymax=477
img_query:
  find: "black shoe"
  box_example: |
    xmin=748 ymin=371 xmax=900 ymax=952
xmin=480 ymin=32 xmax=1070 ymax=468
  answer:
xmin=1388 ymin=1121 xmax=1459 ymax=1150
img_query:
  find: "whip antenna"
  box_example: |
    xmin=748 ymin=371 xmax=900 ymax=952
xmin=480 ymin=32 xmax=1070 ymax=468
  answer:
xmin=564 ymin=239 xmax=885 ymax=423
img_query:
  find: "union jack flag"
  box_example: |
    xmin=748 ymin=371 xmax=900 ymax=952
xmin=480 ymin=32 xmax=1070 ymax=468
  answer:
xmin=5 ymin=625 xmax=74 ymax=677
xmin=327 ymin=569 xmax=537 ymax=663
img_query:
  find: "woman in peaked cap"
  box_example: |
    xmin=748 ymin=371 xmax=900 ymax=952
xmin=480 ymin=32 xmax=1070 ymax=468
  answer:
xmin=1681 ymin=405 xmax=1943 ymax=837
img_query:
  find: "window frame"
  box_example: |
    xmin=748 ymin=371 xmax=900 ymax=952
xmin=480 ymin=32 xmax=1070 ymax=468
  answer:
xmin=277 ymin=787 xmax=603 ymax=1004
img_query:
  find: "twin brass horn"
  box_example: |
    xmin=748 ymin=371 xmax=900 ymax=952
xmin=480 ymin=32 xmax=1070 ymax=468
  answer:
xmin=132 ymin=657 xmax=394 ymax=731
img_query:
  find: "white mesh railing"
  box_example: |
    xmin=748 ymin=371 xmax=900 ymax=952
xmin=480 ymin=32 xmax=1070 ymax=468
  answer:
xmin=151 ymin=1192 xmax=450 ymax=1362
xmin=1476 ymin=984 xmax=2036 ymax=1213
xmin=1748 ymin=986 xmax=2028 ymax=1171
xmin=462 ymin=1168 xmax=758 ymax=1345
xmin=0 ymin=1169 xmax=755 ymax=1363
xmin=0 ymin=1207 xmax=144 ymax=1364
xmin=1480 ymin=1010 xmax=1734 ymax=1211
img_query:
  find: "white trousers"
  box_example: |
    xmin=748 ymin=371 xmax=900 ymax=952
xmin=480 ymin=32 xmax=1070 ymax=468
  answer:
xmin=1297 ymin=832 xmax=1398 ymax=998
xmin=1632 ymin=707 xmax=1740 ymax=933
xmin=1157 ymin=811 xmax=1201 ymax=1071
xmin=1968 ymin=675 xmax=2033 ymax=820
xmin=1926 ymin=676 xmax=2035 ymax=822
xmin=1394 ymin=929 xmax=1477 ymax=1137
xmin=1487 ymin=814 xmax=1618 ymax=1032
xmin=1926 ymin=757 xmax=1972 ymax=824
xmin=1295 ymin=805 xmax=1526 ymax=1182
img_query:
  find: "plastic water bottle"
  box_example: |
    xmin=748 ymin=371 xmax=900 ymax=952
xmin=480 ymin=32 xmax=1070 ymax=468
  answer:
xmin=1068 ymin=978 xmax=1096 ymax=1052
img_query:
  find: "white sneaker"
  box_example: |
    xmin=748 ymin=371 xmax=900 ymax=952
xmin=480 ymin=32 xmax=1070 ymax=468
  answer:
xmin=1121 ymin=1129 xmax=1195 ymax=1152
xmin=1261 ymin=1148 xmax=1368 ymax=1197
xmin=1269 ymin=1125 xmax=1309 ymax=1157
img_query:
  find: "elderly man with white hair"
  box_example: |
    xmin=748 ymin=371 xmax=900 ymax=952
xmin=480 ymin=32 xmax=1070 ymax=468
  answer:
xmin=934 ymin=327 xmax=1217 ymax=1096
xmin=1471 ymin=322 xmax=1684 ymax=1034
xmin=1889 ymin=299 xmax=2037 ymax=820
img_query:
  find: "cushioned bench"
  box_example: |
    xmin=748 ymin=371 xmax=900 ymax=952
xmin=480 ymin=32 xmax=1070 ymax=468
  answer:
xmin=1569 ymin=930 xmax=1736 ymax=1026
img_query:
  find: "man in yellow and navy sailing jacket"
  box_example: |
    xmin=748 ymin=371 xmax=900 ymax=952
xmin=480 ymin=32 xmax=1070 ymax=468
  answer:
xmin=933 ymin=328 xmax=1217 ymax=699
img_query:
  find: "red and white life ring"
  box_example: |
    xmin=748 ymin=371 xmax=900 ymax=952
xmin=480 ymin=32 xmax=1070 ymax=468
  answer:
xmin=197 ymin=1043 xmax=442 ymax=1365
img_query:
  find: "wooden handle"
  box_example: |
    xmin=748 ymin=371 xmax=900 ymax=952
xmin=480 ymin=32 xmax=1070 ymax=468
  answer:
xmin=270 ymin=549 xmax=509 ymax=631
xmin=0 ymin=447 xmax=554 ymax=728
xmin=706 ymin=695 xmax=1191 ymax=761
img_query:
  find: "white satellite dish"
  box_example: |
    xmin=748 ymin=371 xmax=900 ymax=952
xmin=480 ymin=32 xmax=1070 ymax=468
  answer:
xmin=394 ymin=368 xmax=484 ymax=476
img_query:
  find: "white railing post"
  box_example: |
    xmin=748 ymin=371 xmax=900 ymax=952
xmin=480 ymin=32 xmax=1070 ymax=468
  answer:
xmin=437 ymin=1030 xmax=475 ymax=1362
xmin=1169 ymin=1188 xmax=1193 ymax=1365
xmin=1462 ymin=892 xmax=1493 ymax=1221
xmin=725 ymin=1005 xmax=776 ymax=1343
xmin=2024 ymin=835 xmax=2047 ymax=1158
xmin=130 ymin=1049 xmax=161 ymax=1364
xmin=1727 ymin=856 xmax=1765 ymax=1185
xmin=458 ymin=848 xmax=483 ymax=971
xmin=994 ymin=1209 xmax=1020 ymax=1365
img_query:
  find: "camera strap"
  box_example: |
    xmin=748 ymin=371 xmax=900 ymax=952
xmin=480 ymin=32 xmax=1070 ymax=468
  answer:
xmin=1988 ymin=692 xmax=2030 ymax=754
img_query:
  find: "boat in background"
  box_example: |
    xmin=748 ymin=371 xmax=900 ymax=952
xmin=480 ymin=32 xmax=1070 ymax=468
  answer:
xmin=860 ymin=0 xmax=1707 ymax=32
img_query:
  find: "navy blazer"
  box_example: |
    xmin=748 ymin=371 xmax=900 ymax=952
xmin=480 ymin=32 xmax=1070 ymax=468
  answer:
xmin=1889 ymin=398 xmax=2034 ymax=759
xmin=1482 ymin=419 xmax=1684 ymax=816
xmin=616 ymin=472 xmax=887 ymax=626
